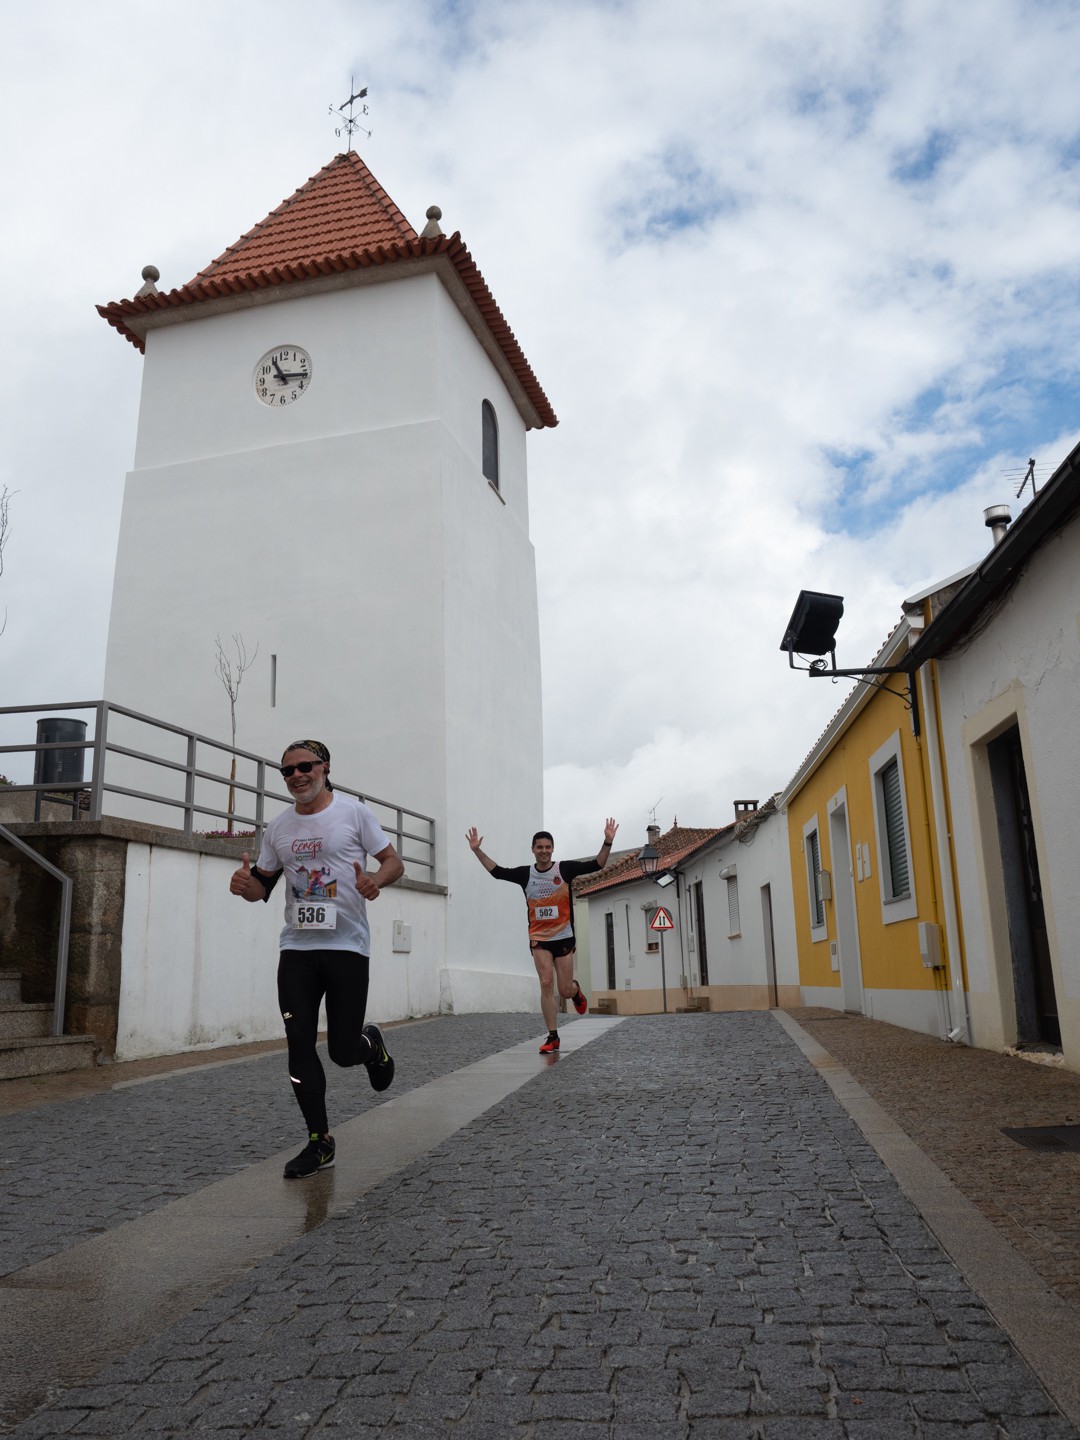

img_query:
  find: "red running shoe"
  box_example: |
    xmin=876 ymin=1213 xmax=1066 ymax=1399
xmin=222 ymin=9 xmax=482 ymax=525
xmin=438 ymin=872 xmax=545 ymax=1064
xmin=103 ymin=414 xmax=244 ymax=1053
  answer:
xmin=572 ymin=985 xmax=588 ymax=1016
xmin=539 ymin=1032 xmax=560 ymax=1053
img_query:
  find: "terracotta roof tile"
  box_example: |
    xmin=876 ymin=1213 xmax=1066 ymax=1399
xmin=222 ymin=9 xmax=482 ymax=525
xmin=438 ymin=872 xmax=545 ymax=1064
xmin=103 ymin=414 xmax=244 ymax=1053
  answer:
xmin=574 ymin=824 xmax=732 ymax=898
xmin=96 ymin=152 xmax=557 ymax=430
xmin=192 ymin=151 xmax=418 ymax=283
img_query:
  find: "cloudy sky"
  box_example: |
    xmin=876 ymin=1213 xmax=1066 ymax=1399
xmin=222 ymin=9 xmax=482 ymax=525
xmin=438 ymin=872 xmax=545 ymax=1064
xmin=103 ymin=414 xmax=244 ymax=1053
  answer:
xmin=3 ymin=0 xmax=1080 ymax=854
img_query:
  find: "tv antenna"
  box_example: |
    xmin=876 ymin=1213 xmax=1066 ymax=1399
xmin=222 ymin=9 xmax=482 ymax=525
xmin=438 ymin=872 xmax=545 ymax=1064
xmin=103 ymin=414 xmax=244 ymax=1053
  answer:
xmin=329 ymin=79 xmax=371 ymax=151
xmin=1004 ymin=457 xmax=1039 ymax=502
xmin=648 ymin=797 xmax=663 ymax=825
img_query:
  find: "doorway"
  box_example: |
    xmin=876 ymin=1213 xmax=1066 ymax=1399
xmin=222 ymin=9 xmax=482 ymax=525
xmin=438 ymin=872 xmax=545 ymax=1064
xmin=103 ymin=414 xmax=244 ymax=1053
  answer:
xmin=828 ymin=796 xmax=863 ymax=1013
xmin=760 ymin=883 xmax=778 ymax=1008
xmin=987 ymin=725 xmax=1059 ymax=1046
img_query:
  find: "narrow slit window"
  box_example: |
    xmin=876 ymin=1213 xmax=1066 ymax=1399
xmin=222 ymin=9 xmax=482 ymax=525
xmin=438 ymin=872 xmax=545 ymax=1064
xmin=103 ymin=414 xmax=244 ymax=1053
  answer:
xmin=482 ymin=400 xmax=499 ymax=488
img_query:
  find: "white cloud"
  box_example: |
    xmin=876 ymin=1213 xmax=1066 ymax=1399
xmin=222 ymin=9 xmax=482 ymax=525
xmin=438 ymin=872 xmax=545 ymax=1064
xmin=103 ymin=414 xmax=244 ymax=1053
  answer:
xmin=3 ymin=0 xmax=1080 ymax=856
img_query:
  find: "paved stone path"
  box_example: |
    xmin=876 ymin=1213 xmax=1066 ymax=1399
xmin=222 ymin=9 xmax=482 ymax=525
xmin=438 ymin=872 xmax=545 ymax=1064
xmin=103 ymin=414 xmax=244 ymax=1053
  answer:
xmin=2 ymin=1012 xmax=1077 ymax=1438
xmin=0 ymin=1014 xmax=542 ymax=1274
xmin=790 ymin=1009 xmax=1080 ymax=1307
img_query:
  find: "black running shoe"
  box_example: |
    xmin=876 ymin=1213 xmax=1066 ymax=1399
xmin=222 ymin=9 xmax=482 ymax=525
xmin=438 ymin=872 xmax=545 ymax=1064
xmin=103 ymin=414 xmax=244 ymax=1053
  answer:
xmin=362 ymin=1023 xmax=395 ymax=1092
xmin=284 ymin=1132 xmax=335 ymax=1179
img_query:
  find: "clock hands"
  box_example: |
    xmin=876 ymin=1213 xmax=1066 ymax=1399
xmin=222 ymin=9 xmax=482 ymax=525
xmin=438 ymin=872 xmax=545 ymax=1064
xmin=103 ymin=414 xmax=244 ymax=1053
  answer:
xmin=271 ymin=359 xmax=307 ymax=385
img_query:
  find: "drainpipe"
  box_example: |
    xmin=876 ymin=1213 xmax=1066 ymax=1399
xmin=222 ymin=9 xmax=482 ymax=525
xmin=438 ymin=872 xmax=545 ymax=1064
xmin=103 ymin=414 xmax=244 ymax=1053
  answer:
xmin=918 ymin=660 xmax=973 ymax=1044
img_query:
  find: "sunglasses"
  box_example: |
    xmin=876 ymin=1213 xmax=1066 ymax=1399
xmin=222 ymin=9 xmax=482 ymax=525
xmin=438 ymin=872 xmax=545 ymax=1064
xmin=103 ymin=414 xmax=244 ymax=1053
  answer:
xmin=280 ymin=761 xmax=321 ymax=778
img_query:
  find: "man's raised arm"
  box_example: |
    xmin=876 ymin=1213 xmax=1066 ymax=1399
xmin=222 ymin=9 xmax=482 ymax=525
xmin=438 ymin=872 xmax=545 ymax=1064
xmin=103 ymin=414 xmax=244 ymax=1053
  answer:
xmin=466 ymin=827 xmax=498 ymax=872
xmin=595 ymin=817 xmax=619 ymax=868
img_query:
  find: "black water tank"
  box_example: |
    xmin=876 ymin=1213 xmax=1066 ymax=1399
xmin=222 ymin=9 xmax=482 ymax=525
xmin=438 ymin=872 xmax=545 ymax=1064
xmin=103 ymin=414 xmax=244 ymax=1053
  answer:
xmin=34 ymin=717 xmax=87 ymax=786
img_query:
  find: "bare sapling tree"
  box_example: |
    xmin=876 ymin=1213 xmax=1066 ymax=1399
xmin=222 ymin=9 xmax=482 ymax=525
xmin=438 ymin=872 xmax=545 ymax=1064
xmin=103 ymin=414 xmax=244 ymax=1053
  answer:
xmin=215 ymin=632 xmax=259 ymax=835
xmin=0 ymin=486 xmax=13 ymax=637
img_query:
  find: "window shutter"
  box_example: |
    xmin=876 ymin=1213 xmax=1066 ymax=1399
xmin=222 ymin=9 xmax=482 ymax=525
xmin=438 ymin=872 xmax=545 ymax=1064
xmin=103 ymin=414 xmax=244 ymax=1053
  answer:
xmin=726 ymin=875 xmax=741 ymax=935
xmin=808 ymin=828 xmax=824 ymax=927
xmin=881 ymin=758 xmax=910 ymax=898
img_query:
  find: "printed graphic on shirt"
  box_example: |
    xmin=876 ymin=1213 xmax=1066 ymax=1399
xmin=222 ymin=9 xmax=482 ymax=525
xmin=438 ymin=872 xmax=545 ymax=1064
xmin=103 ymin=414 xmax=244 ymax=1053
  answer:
xmin=291 ymin=862 xmax=338 ymax=901
xmin=525 ymin=864 xmax=573 ymax=943
xmin=258 ymin=793 xmax=391 ymax=954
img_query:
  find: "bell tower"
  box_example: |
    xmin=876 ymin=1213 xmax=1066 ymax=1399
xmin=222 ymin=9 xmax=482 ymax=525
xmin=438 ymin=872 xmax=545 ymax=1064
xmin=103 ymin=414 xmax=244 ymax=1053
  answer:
xmin=98 ymin=152 xmax=554 ymax=1007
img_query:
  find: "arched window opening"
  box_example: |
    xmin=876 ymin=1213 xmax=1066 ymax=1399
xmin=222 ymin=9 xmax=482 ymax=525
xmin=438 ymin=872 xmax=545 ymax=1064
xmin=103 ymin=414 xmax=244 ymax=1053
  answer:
xmin=481 ymin=400 xmax=499 ymax=488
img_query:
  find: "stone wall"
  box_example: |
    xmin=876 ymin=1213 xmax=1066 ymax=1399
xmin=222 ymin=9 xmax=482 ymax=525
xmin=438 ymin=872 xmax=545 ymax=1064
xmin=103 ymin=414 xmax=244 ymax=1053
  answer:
xmin=0 ymin=819 xmax=250 ymax=1057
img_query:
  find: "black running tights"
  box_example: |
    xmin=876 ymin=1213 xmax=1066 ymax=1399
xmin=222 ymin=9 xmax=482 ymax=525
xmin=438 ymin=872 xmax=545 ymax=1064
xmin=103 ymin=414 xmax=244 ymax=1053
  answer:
xmin=277 ymin=948 xmax=370 ymax=1135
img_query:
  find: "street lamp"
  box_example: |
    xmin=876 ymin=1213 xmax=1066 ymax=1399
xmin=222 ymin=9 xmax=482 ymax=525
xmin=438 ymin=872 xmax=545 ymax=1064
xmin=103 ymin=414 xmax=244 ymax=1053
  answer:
xmin=639 ymin=842 xmax=659 ymax=877
xmin=779 ymin=587 xmax=921 ymax=736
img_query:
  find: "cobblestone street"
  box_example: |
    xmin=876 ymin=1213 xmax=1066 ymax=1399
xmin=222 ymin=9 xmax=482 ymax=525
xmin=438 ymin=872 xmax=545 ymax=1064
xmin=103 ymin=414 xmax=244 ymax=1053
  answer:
xmin=1 ymin=1011 xmax=1077 ymax=1438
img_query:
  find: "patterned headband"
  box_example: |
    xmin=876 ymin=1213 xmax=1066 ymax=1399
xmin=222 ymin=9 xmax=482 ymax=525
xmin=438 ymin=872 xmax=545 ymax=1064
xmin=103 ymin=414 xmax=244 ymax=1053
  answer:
xmin=283 ymin=739 xmax=330 ymax=765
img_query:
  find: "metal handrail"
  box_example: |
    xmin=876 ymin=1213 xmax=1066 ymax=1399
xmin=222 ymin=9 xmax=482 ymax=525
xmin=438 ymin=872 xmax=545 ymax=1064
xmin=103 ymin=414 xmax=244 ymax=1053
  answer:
xmin=0 ymin=822 xmax=72 ymax=1037
xmin=0 ymin=699 xmax=436 ymax=878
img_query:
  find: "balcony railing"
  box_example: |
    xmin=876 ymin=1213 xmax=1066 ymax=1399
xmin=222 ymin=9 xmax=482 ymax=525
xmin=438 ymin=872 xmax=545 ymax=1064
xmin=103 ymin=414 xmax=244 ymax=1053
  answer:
xmin=0 ymin=700 xmax=436 ymax=881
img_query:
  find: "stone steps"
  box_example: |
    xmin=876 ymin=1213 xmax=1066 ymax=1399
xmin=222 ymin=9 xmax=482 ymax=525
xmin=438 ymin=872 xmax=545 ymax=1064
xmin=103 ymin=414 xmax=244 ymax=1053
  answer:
xmin=0 ymin=969 xmax=97 ymax=1079
xmin=0 ymin=1000 xmax=52 ymax=1039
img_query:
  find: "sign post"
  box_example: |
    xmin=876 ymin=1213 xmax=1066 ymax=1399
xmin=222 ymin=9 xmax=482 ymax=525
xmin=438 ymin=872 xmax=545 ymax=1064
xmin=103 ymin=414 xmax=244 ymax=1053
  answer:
xmin=650 ymin=906 xmax=675 ymax=1014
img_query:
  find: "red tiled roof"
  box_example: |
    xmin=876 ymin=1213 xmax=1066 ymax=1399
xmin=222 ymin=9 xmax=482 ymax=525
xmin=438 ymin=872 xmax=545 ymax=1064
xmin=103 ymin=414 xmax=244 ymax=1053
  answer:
xmin=96 ymin=152 xmax=557 ymax=430
xmin=574 ymin=824 xmax=732 ymax=898
xmin=192 ymin=150 xmax=418 ymax=282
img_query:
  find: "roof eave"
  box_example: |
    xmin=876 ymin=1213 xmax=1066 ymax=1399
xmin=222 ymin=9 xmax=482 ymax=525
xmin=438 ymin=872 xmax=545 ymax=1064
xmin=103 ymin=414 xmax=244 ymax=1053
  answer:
xmin=906 ymin=439 xmax=1080 ymax=667
xmin=96 ymin=236 xmax=558 ymax=431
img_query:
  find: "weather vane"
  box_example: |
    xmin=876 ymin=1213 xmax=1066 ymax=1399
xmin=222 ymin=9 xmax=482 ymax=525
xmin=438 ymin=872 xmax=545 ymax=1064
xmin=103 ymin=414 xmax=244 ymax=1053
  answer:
xmin=329 ymin=79 xmax=371 ymax=151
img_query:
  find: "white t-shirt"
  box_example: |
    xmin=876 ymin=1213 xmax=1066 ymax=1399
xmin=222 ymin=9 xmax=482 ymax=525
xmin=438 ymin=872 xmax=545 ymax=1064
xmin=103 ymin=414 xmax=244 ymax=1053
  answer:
xmin=257 ymin=792 xmax=392 ymax=954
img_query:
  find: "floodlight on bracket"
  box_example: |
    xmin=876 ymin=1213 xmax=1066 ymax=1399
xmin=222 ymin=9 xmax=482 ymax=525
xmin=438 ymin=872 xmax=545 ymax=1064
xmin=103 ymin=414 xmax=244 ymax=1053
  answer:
xmin=779 ymin=589 xmax=920 ymax=736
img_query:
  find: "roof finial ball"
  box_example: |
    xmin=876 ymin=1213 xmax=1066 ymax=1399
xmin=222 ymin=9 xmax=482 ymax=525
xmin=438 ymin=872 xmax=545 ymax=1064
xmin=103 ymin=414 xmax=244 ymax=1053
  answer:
xmin=136 ymin=265 xmax=160 ymax=298
xmin=420 ymin=205 xmax=444 ymax=240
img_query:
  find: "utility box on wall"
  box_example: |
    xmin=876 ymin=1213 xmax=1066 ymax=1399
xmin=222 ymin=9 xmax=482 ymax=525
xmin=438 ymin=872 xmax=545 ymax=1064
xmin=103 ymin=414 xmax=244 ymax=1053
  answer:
xmin=918 ymin=921 xmax=943 ymax=969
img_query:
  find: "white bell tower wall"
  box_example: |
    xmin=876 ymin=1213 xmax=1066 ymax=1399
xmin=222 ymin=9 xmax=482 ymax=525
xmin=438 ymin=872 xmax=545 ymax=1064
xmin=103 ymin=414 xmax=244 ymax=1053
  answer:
xmin=103 ymin=268 xmax=543 ymax=1009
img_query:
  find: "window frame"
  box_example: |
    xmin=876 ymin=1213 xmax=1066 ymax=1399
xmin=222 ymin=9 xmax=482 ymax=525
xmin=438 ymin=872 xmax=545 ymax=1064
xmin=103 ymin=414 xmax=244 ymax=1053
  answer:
xmin=481 ymin=399 xmax=500 ymax=490
xmin=869 ymin=731 xmax=918 ymax=924
xmin=725 ymin=874 xmax=741 ymax=938
xmin=802 ymin=815 xmax=827 ymax=942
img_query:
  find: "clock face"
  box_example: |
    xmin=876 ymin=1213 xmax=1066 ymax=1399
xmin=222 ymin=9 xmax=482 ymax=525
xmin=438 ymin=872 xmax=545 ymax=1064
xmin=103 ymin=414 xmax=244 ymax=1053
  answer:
xmin=254 ymin=345 xmax=312 ymax=406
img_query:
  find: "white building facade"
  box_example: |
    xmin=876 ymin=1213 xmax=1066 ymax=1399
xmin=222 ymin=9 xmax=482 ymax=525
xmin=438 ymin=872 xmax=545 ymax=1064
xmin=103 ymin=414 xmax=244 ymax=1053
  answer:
xmin=577 ymin=808 xmax=800 ymax=1014
xmin=98 ymin=153 xmax=555 ymax=1015
xmin=907 ymin=452 xmax=1080 ymax=1070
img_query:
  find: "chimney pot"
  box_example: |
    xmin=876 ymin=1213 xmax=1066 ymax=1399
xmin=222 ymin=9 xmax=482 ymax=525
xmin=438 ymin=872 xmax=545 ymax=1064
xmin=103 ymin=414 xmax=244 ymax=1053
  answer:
xmin=984 ymin=504 xmax=1012 ymax=545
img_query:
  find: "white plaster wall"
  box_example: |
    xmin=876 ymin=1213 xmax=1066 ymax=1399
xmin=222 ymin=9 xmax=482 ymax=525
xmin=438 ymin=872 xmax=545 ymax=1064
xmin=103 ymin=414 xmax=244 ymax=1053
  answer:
xmin=682 ymin=814 xmax=800 ymax=993
xmin=116 ymin=843 xmax=445 ymax=1059
xmin=132 ymin=278 xmax=442 ymax=470
xmin=105 ymin=264 xmax=545 ymax=1005
xmin=584 ymin=812 xmax=800 ymax=1008
xmin=934 ymin=520 xmax=1080 ymax=1064
xmin=859 ymin=985 xmax=955 ymax=1037
xmin=585 ymin=876 xmax=681 ymax=999
xmin=439 ymin=447 xmax=541 ymax=988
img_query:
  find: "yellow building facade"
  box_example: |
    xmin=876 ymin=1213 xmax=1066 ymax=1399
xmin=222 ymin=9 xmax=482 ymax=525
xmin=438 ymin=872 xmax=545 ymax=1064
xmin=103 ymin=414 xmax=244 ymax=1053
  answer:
xmin=781 ymin=627 xmax=965 ymax=1039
